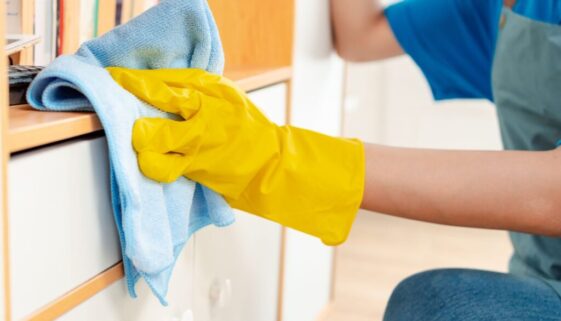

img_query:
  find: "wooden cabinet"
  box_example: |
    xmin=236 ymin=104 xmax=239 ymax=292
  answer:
xmin=192 ymin=84 xmax=286 ymax=321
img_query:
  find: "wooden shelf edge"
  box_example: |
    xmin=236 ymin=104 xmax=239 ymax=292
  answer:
xmin=231 ymin=66 xmax=292 ymax=92
xmin=9 ymin=107 xmax=103 ymax=153
xmin=8 ymin=66 xmax=292 ymax=153
xmin=25 ymin=262 xmax=124 ymax=321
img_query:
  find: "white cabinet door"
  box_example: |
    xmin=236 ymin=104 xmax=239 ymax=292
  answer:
xmin=192 ymin=212 xmax=282 ymax=321
xmin=59 ymin=241 xmax=195 ymax=321
xmin=192 ymin=83 xmax=286 ymax=321
xmin=8 ymin=136 xmax=121 ymax=320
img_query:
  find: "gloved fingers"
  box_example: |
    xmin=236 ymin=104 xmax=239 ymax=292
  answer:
xmin=132 ymin=117 xmax=205 ymax=155
xmin=137 ymin=150 xmax=190 ymax=183
xmin=127 ymin=67 xmax=248 ymax=106
xmin=189 ymin=75 xmax=252 ymax=108
xmin=107 ymin=67 xmax=203 ymax=119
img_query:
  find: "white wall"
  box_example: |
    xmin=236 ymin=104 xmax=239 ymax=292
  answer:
xmin=290 ymin=2 xmax=345 ymax=135
xmin=282 ymin=0 xmax=345 ymax=320
xmin=344 ymin=56 xmax=502 ymax=151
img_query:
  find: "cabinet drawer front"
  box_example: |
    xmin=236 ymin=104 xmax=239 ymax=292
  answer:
xmin=193 ymin=211 xmax=282 ymax=321
xmin=58 ymin=242 xmax=195 ymax=321
xmin=9 ymin=137 xmax=121 ymax=319
xmin=249 ymin=83 xmax=287 ymax=125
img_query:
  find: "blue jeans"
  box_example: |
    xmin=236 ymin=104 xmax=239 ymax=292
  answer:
xmin=383 ymin=269 xmax=561 ymax=321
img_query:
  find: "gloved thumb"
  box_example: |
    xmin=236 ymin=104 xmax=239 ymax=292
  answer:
xmin=137 ymin=151 xmax=190 ymax=183
xmin=132 ymin=117 xmax=206 ymax=155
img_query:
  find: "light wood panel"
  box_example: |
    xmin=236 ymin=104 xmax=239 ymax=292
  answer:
xmin=8 ymin=66 xmax=291 ymax=153
xmin=8 ymin=105 xmax=102 ymax=153
xmin=209 ymin=0 xmax=294 ymax=70
xmin=24 ymin=263 xmax=124 ymax=321
xmin=1 ymin=1 xmax=12 ymax=320
xmin=227 ymin=66 xmax=292 ymax=93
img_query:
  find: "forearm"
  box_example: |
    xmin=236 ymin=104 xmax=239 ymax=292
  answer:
xmin=361 ymin=144 xmax=561 ymax=236
xmin=330 ymin=0 xmax=403 ymax=61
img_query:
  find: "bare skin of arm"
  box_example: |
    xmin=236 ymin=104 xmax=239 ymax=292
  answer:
xmin=332 ymin=0 xmax=561 ymax=236
xmin=330 ymin=0 xmax=403 ymax=61
xmin=360 ymin=144 xmax=561 ymax=237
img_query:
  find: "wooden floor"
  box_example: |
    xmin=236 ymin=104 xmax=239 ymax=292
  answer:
xmin=321 ymin=210 xmax=513 ymax=321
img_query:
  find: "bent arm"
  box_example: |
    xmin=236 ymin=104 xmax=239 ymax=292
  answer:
xmin=361 ymin=144 xmax=561 ymax=236
xmin=330 ymin=0 xmax=403 ymax=61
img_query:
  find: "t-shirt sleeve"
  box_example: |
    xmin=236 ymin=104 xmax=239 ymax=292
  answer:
xmin=385 ymin=0 xmax=502 ymax=101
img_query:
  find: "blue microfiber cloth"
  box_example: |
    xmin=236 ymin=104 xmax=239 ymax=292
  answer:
xmin=26 ymin=0 xmax=235 ymax=305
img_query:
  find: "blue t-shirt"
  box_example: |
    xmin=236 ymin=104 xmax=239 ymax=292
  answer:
xmin=385 ymin=0 xmax=561 ymax=101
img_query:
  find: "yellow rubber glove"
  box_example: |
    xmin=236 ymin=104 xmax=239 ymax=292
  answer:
xmin=107 ymin=67 xmax=365 ymax=245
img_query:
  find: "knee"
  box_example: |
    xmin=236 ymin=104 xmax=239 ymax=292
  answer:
xmin=383 ymin=269 xmax=469 ymax=321
xmin=383 ymin=269 xmax=561 ymax=321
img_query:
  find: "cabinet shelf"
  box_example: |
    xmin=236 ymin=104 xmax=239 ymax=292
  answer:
xmin=8 ymin=66 xmax=291 ymax=153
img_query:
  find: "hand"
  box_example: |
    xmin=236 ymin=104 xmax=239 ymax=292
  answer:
xmin=107 ymin=67 xmax=365 ymax=245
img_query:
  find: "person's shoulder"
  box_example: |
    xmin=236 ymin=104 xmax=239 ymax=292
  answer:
xmin=454 ymin=0 xmax=502 ymax=18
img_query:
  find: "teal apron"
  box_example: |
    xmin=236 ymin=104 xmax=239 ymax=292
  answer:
xmin=492 ymin=9 xmax=561 ymax=295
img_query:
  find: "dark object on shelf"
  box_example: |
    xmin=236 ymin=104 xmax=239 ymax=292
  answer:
xmin=9 ymin=65 xmax=45 ymax=106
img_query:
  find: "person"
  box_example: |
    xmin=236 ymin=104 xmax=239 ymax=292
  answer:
xmin=107 ymin=0 xmax=561 ymax=319
xmin=331 ymin=0 xmax=561 ymax=319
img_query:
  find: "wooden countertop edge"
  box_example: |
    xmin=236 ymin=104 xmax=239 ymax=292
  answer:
xmin=25 ymin=262 xmax=124 ymax=321
xmin=9 ymin=66 xmax=292 ymax=153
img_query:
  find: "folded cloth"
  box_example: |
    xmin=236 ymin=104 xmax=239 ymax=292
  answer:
xmin=26 ymin=0 xmax=234 ymax=305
